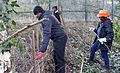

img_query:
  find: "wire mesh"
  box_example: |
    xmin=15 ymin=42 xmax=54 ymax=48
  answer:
xmin=7 ymin=0 xmax=119 ymax=23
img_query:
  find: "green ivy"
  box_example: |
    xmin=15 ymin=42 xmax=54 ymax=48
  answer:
xmin=113 ymin=22 xmax=120 ymax=43
xmin=113 ymin=0 xmax=120 ymax=45
xmin=0 ymin=0 xmax=19 ymax=52
xmin=83 ymin=66 xmax=98 ymax=73
xmin=2 ymin=0 xmax=19 ymax=31
xmin=16 ymin=37 xmax=24 ymax=55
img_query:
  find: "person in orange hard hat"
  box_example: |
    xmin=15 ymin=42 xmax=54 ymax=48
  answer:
xmin=89 ymin=9 xmax=114 ymax=72
xmin=97 ymin=9 xmax=110 ymax=17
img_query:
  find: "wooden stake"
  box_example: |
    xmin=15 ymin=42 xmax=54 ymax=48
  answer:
xmin=32 ymin=30 xmax=36 ymax=73
xmin=80 ymin=54 xmax=84 ymax=73
xmin=36 ymin=25 xmax=39 ymax=49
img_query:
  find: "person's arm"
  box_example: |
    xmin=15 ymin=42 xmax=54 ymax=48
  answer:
xmin=93 ymin=36 xmax=97 ymax=44
xmin=105 ymin=24 xmax=114 ymax=42
xmin=40 ymin=18 xmax=52 ymax=52
xmin=94 ymin=23 xmax=100 ymax=34
xmin=92 ymin=23 xmax=100 ymax=44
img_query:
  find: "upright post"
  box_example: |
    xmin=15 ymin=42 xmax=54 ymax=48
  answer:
xmin=49 ymin=0 xmax=51 ymax=10
xmin=111 ymin=0 xmax=114 ymax=20
xmin=85 ymin=0 xmax=87 ymax=22
xmin=32 ymin=30 xmax=36 ymax=73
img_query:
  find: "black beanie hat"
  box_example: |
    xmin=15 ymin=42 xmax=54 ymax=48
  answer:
xmin=33 ymin=6 xmax=44 ymax=15
xmin=52 ymin=6 xmax=58 ymax=9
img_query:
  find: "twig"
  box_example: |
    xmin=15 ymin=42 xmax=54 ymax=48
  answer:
xmin=0 ymin=18 xmax=48 ymax=45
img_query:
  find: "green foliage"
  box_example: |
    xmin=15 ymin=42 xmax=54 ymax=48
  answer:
xmin=114 ymin=0 xmax=120 ymax=44
xmin=2 ymin=0 xmax=19 ymax=30
xmin=5 ymin=38 xmax=17 ymax=48
xmin=7 ymin=0 xmax=20 ymax=14
xmin=113 ymin=22 xmax=120 ymax=43
xmin=16 ymin=37 xmax=24 ymax=55
xmin=117 ymin=0 xmax=120 ymax=10
xmin=11 ymin=20 xmax=16 ymax=26
xmin=0 ymin=46 xmax=8 ymax=52
xmin=0 ymin=37 xmax=25 ymax=55
xmin=0 ymin=0 xmax=19 ymax=51
xmin=0 ymin=38 xmax=17 ymax=52
xmin=117 ymin=6 xmax=120 ymax=10
xmin=0 ymin=22 xmax=5 ymax=31
xmin=11 ymin=0 xmax=20 ymax=7
xmin=83 ymin=66 xmax=99 ymax=73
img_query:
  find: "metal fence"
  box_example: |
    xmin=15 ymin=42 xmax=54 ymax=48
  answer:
xmin=8 ymin=0 xmax=119 ymax=23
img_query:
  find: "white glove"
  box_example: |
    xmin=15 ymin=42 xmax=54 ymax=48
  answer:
xmin=89 ymin=27 xmax=95 ymax=32
xmin=98 ymin=38 xmax=107 ymax=44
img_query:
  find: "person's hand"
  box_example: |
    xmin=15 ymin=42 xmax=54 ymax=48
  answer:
xmin=89 ymin=27 xmax=95 ymax=32
xmin=98 ymin=38 xmax=107 ymax=44
xmin=55 ymin=10 xmax=58 ymax=13
xmin=35 ymin=52 xmax=45 ymax=60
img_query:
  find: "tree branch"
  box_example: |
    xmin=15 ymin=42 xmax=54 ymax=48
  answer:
xmin=0 ymin=18 xmax=48 ymax=45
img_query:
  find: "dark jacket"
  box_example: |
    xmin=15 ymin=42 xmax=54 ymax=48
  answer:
xmin=40 ymin=11 xmax=66 ymax=52
xmin=53 ymin=12 xmax=61 ymax=23
xmin=93 ymin=19 xmax=114 ymax=51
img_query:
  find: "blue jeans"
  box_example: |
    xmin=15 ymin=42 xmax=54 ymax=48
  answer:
xmin=89 ymin=40 xmax=109 ymax=70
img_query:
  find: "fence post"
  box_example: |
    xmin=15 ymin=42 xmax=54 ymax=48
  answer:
xmin=111 ymin=0 xmax=114 ymax=20
xmin=85 ymin=0 xmax=88 ymax=22
xmin=49 ymin=0 xmax=51 ymax=10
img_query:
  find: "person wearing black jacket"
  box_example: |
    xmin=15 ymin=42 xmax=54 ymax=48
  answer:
xmin=52 ymin=6 xmax=61 ymax=23
xmin=33 ymin=6 xmax=67 ymax=73
xmin=89 ymin=9 xmax=114 ymax=72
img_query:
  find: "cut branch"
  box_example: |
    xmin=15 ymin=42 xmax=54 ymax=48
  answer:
xmin=0 ymin=18 xmax=48 ymax=45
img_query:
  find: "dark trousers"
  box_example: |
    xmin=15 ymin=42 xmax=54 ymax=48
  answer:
xmin=89 ymin=40 xmax=109 ymax=70
xmin=53 ymin=35 xmax=67 ymax=73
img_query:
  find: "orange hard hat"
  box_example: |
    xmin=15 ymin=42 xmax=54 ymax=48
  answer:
xmin=97 ymin=9 xmax=110 ymax=17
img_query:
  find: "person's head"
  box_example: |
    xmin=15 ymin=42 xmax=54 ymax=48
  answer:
xmin=97 ymin=9 xmax=110 ymax=22
xmin=52 ymin=6 xmax=58 ymax=11
xmin=33 ymin=6 xmax=45 ymax=19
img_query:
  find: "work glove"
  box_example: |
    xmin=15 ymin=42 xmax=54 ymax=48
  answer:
xmin=98 ymin=38 xmax=107 ymax=44
xmin=89 ymin=27 xmax=95 ymax=32
xmin=35 ymin=52 xmax=45 ymax=60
